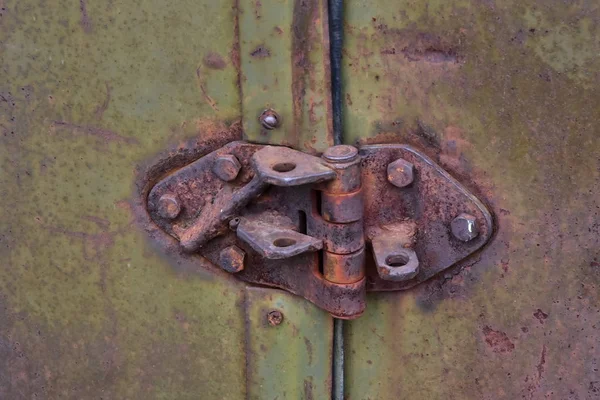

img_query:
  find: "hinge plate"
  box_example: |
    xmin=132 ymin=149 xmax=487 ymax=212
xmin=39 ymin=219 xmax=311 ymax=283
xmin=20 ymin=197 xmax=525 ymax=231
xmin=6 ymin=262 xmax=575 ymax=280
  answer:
xmin=143 ymin=141 xmax=493 ymax=318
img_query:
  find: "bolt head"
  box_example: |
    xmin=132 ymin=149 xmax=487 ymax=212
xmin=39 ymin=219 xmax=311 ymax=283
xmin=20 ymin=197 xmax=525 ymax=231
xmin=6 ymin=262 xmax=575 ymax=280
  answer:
xmin=219 ymin=245 xmax=245 ymax=273
xmin=267 ymin=310 xmax=283 ymax=326
xmin=213 ymin=154 xmax=241 ymax=182
xmin=157 ymin=194 xmax=181 ymax=220
xmin=451 ymin=213 xmax=479 ymax=242
xmin=259 ymin=109 xmax=280 ymax=130
xmin=387 ymin=158 xmax=415 ymax=188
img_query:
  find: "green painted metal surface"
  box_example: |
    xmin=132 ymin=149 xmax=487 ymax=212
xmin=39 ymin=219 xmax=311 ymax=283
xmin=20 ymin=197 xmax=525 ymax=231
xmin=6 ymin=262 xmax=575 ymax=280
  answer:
xmin=342 ymin=1 xmax=600 ymax=399
xmin=239 ymin=0 xmax=333 ymax=153
xmin=245 ymin=287 xmax=332 ymax=400
xmin=0 ymin=1 xmax=333 ymax=398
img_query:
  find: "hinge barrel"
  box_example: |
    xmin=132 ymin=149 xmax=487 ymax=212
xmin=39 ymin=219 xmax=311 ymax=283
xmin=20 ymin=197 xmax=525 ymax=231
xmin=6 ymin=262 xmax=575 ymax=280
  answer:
xmin=319 ymin=145 xmax=366 ymax=285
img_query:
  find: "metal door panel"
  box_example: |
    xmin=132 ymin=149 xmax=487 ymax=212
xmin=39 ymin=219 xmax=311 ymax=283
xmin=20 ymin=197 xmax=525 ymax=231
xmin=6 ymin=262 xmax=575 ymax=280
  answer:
xmin=0 ymin=1 xmax=332 ymax=398
xmin=342 ymin=1 xmax=600 ymax=399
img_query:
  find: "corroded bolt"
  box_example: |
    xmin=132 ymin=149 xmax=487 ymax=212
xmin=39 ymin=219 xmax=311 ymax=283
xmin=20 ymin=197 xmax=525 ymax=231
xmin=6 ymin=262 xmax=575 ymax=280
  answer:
xmin=387 ymin=158 xmax=415 ymax=188
xmin=213 ymin=154 xmax=241 ymax=182
xmin=322 ymin=145 xmax=359 ymax=163
xmin=157 ymin=193 xmax=181 ymax=220
xmin=259 ymin=109 xmax=280 ymax=130
xmin=218 ymin=245 xmax=245 ymax=273
xmin=267 ymin=310 xmax=283 ymax=326
xmin=451 ymin=213 xmax=479 ymax=242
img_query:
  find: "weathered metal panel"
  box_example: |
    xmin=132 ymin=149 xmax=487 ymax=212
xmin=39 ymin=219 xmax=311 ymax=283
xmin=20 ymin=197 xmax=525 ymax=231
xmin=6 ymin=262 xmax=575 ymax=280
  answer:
xmin=239 ymin=0 xmax=334 ymax=153
xmin=0 ymin=1 xmax=332 ymax=398
xmin=343 ymin=1 xmax=600 ymax=399
xmin=245 ymin=287 xmax=332 ymax=399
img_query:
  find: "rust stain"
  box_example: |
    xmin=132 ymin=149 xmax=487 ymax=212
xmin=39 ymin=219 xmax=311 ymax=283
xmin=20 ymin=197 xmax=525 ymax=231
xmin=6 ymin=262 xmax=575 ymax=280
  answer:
xmin=304 ymin=336 xmax=313 ymax=365
xmin=303 ymin=377 xmax=314 ymax=400
xmin=94 ymin=82 xmax=111 ymax=120
xmin=290 ymin=0 xmax=319 ymax=147
xmin=536 ymin=344 xmax=547 ymax=380
xmin=253 ymin=0 xmax=262 ymax=20
xmin=82 ymin=215 xmax=111 ymax=230
xmin=250 ymin=44 xmax=270 ymax=58
xmin=52 ymin=121 xmax=138 ymax=145
xmin=45 ymin=225 xmax=117 ymax=263
xmin=482 ymin=326 xmax=515 ymax=353
xmin=79 ymin=0 xmax=92 ymax=33
xmin=533 ymin=308 xmax=549 ymax=324
xmin=523 ymin=344 xmax=548 ymax=399
xmin=195 ymin=68 xmax=219 ymax=112
xmin=203 ymin=52 xmax=227 ymax=70
xmin=376 ymin=27 xmax=463 ymax=64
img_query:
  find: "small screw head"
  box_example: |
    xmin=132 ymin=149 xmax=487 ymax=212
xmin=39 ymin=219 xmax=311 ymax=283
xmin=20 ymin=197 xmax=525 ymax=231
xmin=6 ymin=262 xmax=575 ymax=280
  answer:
xmin=229 ymin=217 xmax=241 ymax=231
xmin=213 ymin=154 xmax=241 ymax=182
xmin=157 ymin=194 xmax=181 ymax=220
xmin=322 ymin=145 xmax=359 ymax=163
xmin=387 ymin=158 xmax=415 ymax=188
xmin=259 ymin=109 xmax=280 ymax=130
xmin=267 ymin=310 xmax=283 ymax=326
xmin=219 ymin=245 xmax=245 ymax=273
xmin=451 ymin=213 xmax=479 ymax=242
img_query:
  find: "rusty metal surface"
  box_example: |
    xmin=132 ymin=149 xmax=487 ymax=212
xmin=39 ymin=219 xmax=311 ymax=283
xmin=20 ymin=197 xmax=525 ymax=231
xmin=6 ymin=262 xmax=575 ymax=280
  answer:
xmin=143 ymin=141 xmax=491 ymax=319
xmin=361 ymin=144 xmax=493 ymax=291
xmin=372 ymin=234 xmax=420 ymax=282
xmin=343 ymin=1 xmax=600 ymax=399
xmin=145 ymin=142 xmax=367 ymax=318
xmin=237 ymin=218 xmax=323 ymax=259
xmin=238 ymin=0 xmax=334 ymax=153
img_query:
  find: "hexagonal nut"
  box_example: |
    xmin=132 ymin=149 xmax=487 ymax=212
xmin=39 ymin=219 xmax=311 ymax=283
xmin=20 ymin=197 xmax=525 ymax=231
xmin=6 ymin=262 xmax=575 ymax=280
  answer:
xmin=387 ymin=158 xmax=415 ymax=188
xmin=219 ymin=245 xmax=245 ymax=273
xmin=451 ymin=213 xmax=479 ymax=242
xmin=213 ymin=155 xmax=241 ymax=182
xmin=157 ymin=193 xmax=181 ymax=220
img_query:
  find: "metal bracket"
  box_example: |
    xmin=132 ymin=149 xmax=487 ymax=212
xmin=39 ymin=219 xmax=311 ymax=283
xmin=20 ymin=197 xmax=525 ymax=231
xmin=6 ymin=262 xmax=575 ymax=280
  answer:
xmin=144 ymin=141 xmax=493 ymax=318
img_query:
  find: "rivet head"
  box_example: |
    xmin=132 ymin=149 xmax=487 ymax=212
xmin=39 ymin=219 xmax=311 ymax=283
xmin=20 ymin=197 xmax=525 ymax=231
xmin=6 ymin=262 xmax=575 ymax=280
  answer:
xmin=267 ymin=310 xmax=283 ymax=326
xmin=213 ymin=154 xmax=241 ymax=182
xmin=451 ymin=213 xmax=479 ymax=242
xmin=259 ymin=109 xmax=280 ymax=130
xmin=219 ymin=245 xmax=245 ymax=273
xmin=322 ymin=145 xmax=359 ymax=163
xmin=157 ymin=194 xmax=181 ymax=220
xmin=387 ymin=158 xmax=415 ymax=188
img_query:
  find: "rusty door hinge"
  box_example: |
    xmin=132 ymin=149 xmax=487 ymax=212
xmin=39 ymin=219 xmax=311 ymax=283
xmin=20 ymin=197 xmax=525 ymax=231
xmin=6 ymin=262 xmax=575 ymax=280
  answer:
xmin=144 ymin=142 xmax=493 ymax=319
